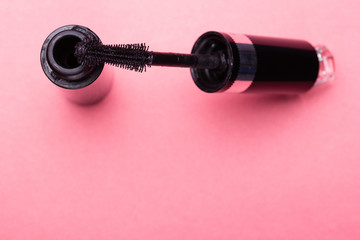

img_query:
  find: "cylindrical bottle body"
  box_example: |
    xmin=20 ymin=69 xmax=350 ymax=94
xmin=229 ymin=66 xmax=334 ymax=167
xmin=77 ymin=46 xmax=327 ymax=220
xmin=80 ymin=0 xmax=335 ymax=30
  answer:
xmin=61 ymin=64 xmax=113 ymax=105
xmin=242 ymin=35 xmax=319 ymax=94
xmin=191 ymin=31 xmax=334 ymax=94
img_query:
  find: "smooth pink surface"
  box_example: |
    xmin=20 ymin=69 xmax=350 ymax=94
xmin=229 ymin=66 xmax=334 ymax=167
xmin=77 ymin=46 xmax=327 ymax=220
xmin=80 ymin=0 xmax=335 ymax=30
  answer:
xmin=0 ymin=0 xmax=359 ymax=239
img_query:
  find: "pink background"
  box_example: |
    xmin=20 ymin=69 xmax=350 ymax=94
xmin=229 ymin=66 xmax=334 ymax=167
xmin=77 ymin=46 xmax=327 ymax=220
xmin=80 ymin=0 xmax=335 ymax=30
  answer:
xmin=1 ymin=0 xmax=359 ymax=239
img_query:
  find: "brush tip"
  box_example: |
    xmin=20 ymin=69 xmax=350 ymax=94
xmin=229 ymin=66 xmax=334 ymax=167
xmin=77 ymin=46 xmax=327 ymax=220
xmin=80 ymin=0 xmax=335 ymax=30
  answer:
xmin=74 ymin=39 xmax=100 ymax=67
xmin=74 ymin=39 xmax=152 ymax=72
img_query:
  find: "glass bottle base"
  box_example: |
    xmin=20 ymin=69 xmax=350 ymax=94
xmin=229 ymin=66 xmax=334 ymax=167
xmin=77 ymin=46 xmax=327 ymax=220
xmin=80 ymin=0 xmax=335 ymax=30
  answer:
xmin=314 ymin=45 xmax=335 ymax=86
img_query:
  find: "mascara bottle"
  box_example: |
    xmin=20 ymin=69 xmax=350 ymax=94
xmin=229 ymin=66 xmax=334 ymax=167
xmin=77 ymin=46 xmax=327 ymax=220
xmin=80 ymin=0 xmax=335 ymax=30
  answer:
xmin=41 ymin=25 xmax=334 ymax=98
xmin=40 ymin=25 xmax=113 ymax=105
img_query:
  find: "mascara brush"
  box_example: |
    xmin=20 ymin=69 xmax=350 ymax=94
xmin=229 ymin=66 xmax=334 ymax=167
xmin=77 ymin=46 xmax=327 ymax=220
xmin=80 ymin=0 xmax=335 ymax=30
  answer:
xmin=74 ymin=40 xmax=224 ymax=73
xmin=41 ymin=25 xmax=334 ymax=96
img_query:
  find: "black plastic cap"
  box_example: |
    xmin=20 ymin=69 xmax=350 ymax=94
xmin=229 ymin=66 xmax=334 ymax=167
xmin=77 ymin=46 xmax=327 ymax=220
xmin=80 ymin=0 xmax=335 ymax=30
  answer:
xmin=190 ymin=32 xmax=238 ymax=93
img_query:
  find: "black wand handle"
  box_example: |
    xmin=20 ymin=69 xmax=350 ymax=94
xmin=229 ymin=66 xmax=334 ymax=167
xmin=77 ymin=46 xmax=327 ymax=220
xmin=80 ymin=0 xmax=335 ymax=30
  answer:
xmin=151 ymin=52 xmax=220 ymax=69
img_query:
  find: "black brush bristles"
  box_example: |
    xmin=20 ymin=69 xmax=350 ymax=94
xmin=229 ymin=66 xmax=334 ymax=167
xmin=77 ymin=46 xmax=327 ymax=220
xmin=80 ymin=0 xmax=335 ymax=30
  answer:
xmin=75 ymin=39 xmax=152 ymax=72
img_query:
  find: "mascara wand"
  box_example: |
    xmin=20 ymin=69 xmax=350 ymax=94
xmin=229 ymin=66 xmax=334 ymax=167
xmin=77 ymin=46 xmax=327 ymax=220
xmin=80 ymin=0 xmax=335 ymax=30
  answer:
xmin=74 ymin=40 xmax=224 ymax=73
xmin=74 ymin=31 xmax=334 ymax=94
